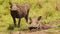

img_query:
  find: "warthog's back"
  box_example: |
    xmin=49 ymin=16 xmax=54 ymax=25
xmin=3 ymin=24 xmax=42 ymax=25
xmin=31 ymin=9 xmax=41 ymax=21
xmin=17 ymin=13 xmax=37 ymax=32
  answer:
xmin=17 ymin=3 xmax=30 ymax=17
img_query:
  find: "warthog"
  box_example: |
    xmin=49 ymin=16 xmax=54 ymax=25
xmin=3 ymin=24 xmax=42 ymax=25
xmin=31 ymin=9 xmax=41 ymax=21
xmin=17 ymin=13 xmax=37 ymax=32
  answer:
xmin=29 ymin=16 xmax=56 ymax=30
xmin=29 ymin=16 xmax=42 ymax=30
xmin=9 ymin=2 xmax=30 ymax=27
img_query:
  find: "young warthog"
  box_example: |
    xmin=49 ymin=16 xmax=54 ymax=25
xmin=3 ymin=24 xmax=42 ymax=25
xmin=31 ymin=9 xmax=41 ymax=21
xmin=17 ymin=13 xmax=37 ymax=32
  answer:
xmin=29 ymin=16 xmax=56 ymax=30
xmin=9 ymin=2 xmax=30 ymax=27
xmin=29 ymin=16 xmax=42 ymax=30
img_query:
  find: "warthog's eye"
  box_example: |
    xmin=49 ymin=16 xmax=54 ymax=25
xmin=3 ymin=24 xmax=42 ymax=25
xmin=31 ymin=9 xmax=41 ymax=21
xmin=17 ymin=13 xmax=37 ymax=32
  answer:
xmin=29 ymin=21 xmax=32 ymax=24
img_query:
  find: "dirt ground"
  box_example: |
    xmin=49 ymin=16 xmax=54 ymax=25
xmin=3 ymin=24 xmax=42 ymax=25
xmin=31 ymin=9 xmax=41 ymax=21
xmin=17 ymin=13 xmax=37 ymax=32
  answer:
xmin=10 ymin=30 xmax=60 ymax=34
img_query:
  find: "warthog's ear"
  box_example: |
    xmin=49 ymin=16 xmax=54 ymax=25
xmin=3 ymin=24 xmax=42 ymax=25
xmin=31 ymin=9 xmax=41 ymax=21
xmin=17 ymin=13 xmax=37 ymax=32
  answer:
xmin=9 ymin=2 xmax=12 ymax=8
xmin=37 ymin=16 xmax=42 ymax=21
xmin=9 ymin=2 xmax=12 ymax=5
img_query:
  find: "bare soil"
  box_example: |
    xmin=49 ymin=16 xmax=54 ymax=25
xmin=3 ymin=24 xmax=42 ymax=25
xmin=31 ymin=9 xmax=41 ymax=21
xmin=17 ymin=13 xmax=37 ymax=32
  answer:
xmin=10 ymin=30 xmax=60 ymax=34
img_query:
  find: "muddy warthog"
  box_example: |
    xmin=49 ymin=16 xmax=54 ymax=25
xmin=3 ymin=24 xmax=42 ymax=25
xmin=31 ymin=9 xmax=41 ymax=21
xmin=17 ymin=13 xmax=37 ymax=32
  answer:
xmin=29 ymin=16 xmax=42 ymax=30
xmin=9 ymin=2 xmax=30 ymax=27
xmin=29 ymin=16 xmax=56 ymax=30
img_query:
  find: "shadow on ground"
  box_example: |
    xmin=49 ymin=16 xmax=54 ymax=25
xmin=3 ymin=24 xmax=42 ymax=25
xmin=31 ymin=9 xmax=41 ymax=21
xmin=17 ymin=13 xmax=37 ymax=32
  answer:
xmin=7 ymin=24 xmax=15 ymax=30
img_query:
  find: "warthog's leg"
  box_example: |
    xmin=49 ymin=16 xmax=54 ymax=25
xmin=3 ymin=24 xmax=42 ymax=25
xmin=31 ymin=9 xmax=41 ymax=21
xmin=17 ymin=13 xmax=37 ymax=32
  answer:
xmin=12 ymin=17 xmax=16 ymax=27
xmin=25 ymin=15 xmax=28 ymax=23
xmin=18 ymin=18 xmax=21 ymax=27
xmin=25 ymin=9 xmax=29 ymax=24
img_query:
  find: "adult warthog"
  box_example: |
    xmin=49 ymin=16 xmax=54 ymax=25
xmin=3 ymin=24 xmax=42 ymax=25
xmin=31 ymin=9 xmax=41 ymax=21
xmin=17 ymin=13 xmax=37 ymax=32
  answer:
xmin=9 ymin=2 xmax=30 ymax=27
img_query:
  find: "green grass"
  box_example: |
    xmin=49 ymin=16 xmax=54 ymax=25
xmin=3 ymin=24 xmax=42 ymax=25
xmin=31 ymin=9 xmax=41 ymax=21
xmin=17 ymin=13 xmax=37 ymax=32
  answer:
xmin=0 ymin=0 xmax=60 ymax=34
